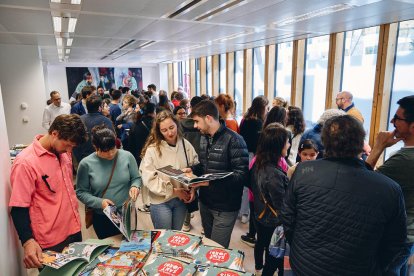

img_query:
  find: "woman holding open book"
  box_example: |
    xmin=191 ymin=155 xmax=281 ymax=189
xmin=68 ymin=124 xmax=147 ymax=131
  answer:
xmin=76 ymin=126 xmax=142 ymax=239
xmin=140 ymin=110 xmax=199 ymax=230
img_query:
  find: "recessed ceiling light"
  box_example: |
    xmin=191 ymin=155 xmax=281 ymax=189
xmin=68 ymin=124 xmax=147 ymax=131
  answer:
xmin=51 ymin=0 xmax=61 ymax=3
xmin=68 ymin=18 xmax=77 ymax=33
xmin=67 ymin=38 xmax=73 ymax=46
xmin=56 ymin=37 xmax=62 ymax=47
xmin=274 ymin=4 xmax=354 ymax=27
xmin=71 ymin=0 xmax=81 ymax=4
xmin=65 ymin=49 xmax=70 ymax=54
xmin=53 ymin=17 xmax=61 ymax=32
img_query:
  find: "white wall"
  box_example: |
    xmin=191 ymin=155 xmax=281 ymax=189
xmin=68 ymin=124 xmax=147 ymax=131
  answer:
xmin=0 ymin=44 xmax=47 ymax=146
xmin=0 ymin=84 xmax=25 ymax=276
xmin=158 ymin=63 xmax=169 ymax=93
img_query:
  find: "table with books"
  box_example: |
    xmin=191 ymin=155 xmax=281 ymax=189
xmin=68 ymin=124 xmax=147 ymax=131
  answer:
xmin=40 ymin=229 xmax=251 ymax=276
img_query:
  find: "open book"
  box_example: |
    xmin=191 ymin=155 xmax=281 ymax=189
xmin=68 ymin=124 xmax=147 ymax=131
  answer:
xmin=103 ymin=199 xmax=137 ymax=241
xmin=40 ymin=240 xmax=111 ymax=276
xmin=157 ymin=165 xmax=233 ymax=187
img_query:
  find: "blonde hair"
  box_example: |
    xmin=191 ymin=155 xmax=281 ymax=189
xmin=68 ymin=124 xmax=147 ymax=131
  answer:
xmin=141 ymin=110 xmax=182 ymax=158
xmin=272 ymin=97 xmax=288 ymax=108
xmin=122 ymin=94 xmax=136 ymax=107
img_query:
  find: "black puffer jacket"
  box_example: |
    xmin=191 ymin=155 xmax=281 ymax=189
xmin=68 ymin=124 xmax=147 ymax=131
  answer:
xmin=280 ymin=158 xmax=408 ymax=276
xmin=251 ymin=163 xmax=288 ymax=228
xmin=193 ymin=124 xmax=249 ymax=212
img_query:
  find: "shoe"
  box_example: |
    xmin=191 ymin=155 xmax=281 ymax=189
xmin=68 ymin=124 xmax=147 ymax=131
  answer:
xmin=182 ymin=223 xmax=191 ymax=232
xmin=190 ymin=213 xmax=194 ymax=218
xmin=254 ymin=269 xmax=262 ymax=276
xmin=240 ymin=234 xmax=256 ymax=247
xmin=137 ymin=205 xmax=150 ymax=213
xmin=241 ymin=214 xmax=249 ymax=224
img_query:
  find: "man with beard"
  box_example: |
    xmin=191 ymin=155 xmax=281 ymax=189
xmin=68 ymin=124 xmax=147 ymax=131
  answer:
xmin=367 ymin=95 xmax=414 ymax=274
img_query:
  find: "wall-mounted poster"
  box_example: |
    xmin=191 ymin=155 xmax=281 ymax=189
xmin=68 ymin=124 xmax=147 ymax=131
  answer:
xmin=66 ymin=67 xmax=142 ymax=99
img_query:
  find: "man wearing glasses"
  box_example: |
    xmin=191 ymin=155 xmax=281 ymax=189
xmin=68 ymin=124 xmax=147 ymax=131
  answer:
xmin=336 ymin=91 xmax=364 ymax=123
xmin=366 ymin=95 xmax=414 ymax=273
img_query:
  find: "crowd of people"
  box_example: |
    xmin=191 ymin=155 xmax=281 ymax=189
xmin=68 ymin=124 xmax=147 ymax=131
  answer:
xmin=9 ymin=83 xmax=414 ymax=275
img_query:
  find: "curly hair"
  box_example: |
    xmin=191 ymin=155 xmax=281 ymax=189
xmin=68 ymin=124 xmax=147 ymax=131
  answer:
xmin=321 ymin=115 xmax=365 ymax=158
xmin=141 ymin=110 xmax=182 ymax=158
xmin=122 ymin=94 xmax=136 ymax=107
xmin=49 ymin=114 xmax=88 ymax=145
xmin=287 ymin=106 xmax=305 ymax=135
xmin=255 ymin=123 xmax=289 ymax=171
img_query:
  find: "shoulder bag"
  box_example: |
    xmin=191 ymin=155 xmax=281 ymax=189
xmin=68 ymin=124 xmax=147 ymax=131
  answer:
xmin=85 ymin=153 xmax=118 ymax=228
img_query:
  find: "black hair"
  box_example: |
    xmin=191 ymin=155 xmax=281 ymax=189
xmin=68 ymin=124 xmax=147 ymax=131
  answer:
xmin=147 ymin=84 xmax=156 ymax=91
xmin=173 ymin=105 xmax=186 ymax=115
xmin=81 ymin=86 xmax=93 ymax=99
xmin=121 ymin=87 xmax=130 ymax=94
xmin=49 ymin=114 xmax=88 ymax=145
xmin=287 ymin=106 xmax=305 ymax=135
xmin=86 ymin=95 xmax=102 ymax=113
xmin=322 ymin=115 xmax=365 ymax=158
xmin=263 ymin=106 xmax=287 ymax=128
xmin=91 ymin=125 xmax=116 ymax=152
xmin=244 ymin=96 xmax=269 ymax=121
xmin=191 ymin=100 xmax=219 ymax=120
xmin=298 ymin=139 xmax=319 ymax=153
xmin=397 ymin=95 xmax=414 ymax=122
xmin=190 ymin=96 xmax=203 ymax=107
xmin=112 ymin=89 xmax=122 ymax=100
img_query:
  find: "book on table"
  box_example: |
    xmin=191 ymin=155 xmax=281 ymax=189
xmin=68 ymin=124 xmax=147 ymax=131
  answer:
xmin=192 ymin=245 xmax=245 ymax=272
xmin=90 ymin=250 xmax=150 ymax=275
xmin=138 ymin=255 xmax=197 ymax=276
xmin=103 ymin=198 xmax=138 ymax=241
xmin=152 ymin=230 xmax=202 ymax=258
xmin=78 ymin=247 xmax=118 ymax=276
xmin=156 ymin=165 xmax=233 ymax=187
xmin=201 ymin=266 xmax=253 ymax=276
xmin=39 ymin=239 xmax=111 ymax=276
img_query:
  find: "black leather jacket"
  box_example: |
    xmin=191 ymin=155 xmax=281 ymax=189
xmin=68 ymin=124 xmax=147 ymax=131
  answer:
xmin=193 ymin=124 xmax=249 ymax=212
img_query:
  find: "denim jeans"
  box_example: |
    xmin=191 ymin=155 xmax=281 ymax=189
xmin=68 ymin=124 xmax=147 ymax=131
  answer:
xmin=398 ymin=243 xmax=414 ymax=276
xmin=199 ymin=201 xmax=238 ymax=248
xmin=150 ymin=197 xmax=187 ymax=230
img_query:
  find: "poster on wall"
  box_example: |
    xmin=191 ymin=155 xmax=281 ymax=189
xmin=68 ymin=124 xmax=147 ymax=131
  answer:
xmin=66 ymin=67 xmax=142 ymax=99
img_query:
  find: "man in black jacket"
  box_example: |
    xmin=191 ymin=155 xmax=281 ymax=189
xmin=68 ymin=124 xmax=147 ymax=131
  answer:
xmin=281 ymin=115 xmax=408 ymax=275
xmin=191 ymin=100 xmax=249 ymax=248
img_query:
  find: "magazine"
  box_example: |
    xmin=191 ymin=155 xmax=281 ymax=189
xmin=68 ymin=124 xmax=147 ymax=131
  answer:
xmin=91 ymin=250 xmax=150 ymax=275
xmin=139 ymin=255 xmax=197 ymax=276
xmin=39 ymin=240 xmax=111 ymax=276
xmin=152 ymin=230 xmax=202 ymax=258
xmin=157 ymin=165 xmax=233 ymax=187
xmin=78 ymin=247 xmax=118 ymax=276
xmin=192 ymin=245 xmax=245 ymax=272
xmin=103 ymin=199 xmax=138 ymax=241
xmin=201 ymin=266 xmax=253 ymax=276
xmin=118 ymin=230 xmax=152 ymax=253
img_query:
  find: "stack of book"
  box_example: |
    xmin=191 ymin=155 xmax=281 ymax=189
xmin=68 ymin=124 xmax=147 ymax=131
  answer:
xmin=192 ymin=245 xmax=245 ymax=272
xmin=139 ymin=255 xmax=197 ymax=276
xmin=152 ymin=230 xmax=202 ymax=259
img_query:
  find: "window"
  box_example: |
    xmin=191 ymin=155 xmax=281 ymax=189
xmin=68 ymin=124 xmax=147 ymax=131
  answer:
xmin=303 ymin=35 xmax=330 ymax=127
xmin=341 ymin=26 xmax=380 ymax=138
xmin=195 ymin=58 xmax=200 ymax=96
xmin=253 ymin=46 xmax=265 ymax=98
xmin=275 ymin=42 xmax=293 ymax=103
xmin=219 ymin=53 xmax=226 ymax=93
xmin=234 ymin=50 xmax=244 ymax=118
xmin=386 ymin=20 xmax=414 ymax=158
xmin=181 ymin=60 xmax=190 ymax=98
xmin=206 ymin=56 xmax=212 ymax=95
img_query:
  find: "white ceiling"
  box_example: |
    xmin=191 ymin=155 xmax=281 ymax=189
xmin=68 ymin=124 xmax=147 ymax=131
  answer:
xmin=1 ymin=0 xmax=414 ymax=65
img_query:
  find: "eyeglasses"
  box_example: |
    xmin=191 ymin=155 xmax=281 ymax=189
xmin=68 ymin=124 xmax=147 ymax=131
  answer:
xmin=392 ymin=114 xmax=409 ymax=122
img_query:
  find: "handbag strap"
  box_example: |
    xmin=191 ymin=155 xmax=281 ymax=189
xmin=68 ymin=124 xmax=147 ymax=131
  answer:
xmin=257 ymin=178 xmax=278 ymax=218
xmin=182 ymin=139 xmax=189 ymax=167
xmin=101 ymin=152 xmax=118 ymax=198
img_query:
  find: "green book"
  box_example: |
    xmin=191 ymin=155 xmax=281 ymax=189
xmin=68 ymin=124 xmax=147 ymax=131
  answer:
xmin=39 ymin=239 xmax=111 ymax=276
xmin=140 ymin=255 xmax=197 ymax=276
xmin=192 ymin=245 xmax=245 ymax=272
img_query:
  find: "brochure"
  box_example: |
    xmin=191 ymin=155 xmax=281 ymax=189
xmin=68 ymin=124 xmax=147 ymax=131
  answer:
xmin=157 ymin=165 xmax=233 ymax=187
xmin=201 ymin=266 xmax=253 ymax=276
xmin=39 ymin=240 xmax=111 ymax=276
xmin=78 ymin=247 xmax=118 ymax=276
xmin=118 ymin=230 xmax=152 ymax=253
xmin=103 ymin=199 xmax=138 ymax=241
xmin=152 ymin=230 xmax=202 ymax=258
xmin=139 ymin=255 xmax=197 ymax=276
xmin=192 ymin=245 xmax=245 ymax=272
xmin=91 ymin=250 xmax=150 ymax=275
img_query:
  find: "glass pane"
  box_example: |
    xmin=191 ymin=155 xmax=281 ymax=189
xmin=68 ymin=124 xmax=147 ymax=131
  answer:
xmin=386 ymin=20 xmax=414 ymax=158
xmin=253 ymin=47 xmax=265 ymax=98
xmin=219 ymin=53 xmax=226 ymax=93
xmin=303 ymin=35 xmax=330 ymax=127
xmin=275 ymin=42 xmax=293 ymax=103
xmin=183 ymin=60 xmax=190 ymax=98
xmin=341 ymin=26 xmax=380 ymax=139
xmin=195 ymin=58 xmax=200 ymax=96
xmin=235 ymin=50 xmax=244 ymax=118
xmin=178 ymin=62 xmax=183 ymax=87
xmin=207 ymin=56 xmax=212 ymax=95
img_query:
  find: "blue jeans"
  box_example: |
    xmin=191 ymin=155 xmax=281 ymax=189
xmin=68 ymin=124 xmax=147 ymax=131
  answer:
xmin=399 ymin=243 xmax=414 ymax=276
xmin=199 ymin=201 xmax=238 ymax=248
xmin=150 ymin=197 xmax=187 ymax=230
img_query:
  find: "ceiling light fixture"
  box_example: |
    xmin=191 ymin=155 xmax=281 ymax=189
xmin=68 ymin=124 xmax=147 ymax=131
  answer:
xmin=67 ymin=38 xmax=73 ymax=46
xmin=65 ymin=49 xmax=70 ymax=54
xmin=274 ymin=4 xmax=354 ymax=27
xmin=53 ymin=17 xmax=62 ymax=32
xmin=56 ymin=37 xmax=63 ymax=47
xmin=68 ymin=18 xmax=77 ymax=33
xmin=71 ymin=0 xmax=82 ymax=4
xmin=51 ymin=0 xmax=61 ymax=3
xmin=58 ymin=48 xmax=63 ymax=54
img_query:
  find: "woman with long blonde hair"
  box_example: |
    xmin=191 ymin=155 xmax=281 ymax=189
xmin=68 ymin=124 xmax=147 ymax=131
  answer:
xmin=139 ymin=110 xmax=199 ymax=230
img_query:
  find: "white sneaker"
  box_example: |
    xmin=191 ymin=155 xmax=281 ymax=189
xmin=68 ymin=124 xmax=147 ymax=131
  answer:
xmin=241 ymin=214 xmax=249 ymax=224
xmin=182 ymin=223 xmax=191 ymax=232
